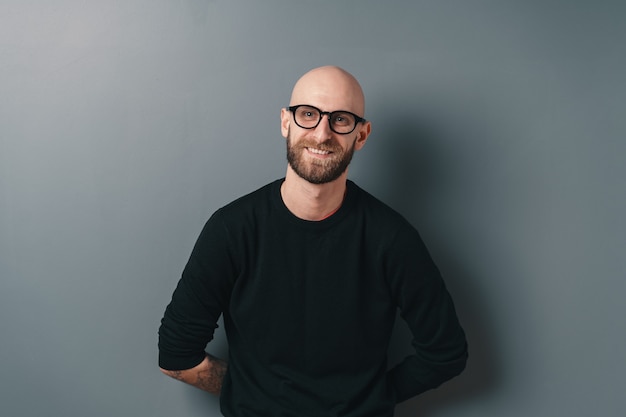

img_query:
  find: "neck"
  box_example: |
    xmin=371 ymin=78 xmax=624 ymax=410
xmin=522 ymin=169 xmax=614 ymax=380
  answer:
xmin=281 ymin=167 xmax=348 ymax=221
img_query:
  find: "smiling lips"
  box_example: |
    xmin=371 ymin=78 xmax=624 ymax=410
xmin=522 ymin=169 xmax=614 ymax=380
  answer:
xmin=306 ymin=147 xmax=332 ymax=156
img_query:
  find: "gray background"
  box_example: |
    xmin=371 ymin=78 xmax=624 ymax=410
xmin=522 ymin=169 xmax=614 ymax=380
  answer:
xmin=1 ymin=1 xmax=624 ymax=416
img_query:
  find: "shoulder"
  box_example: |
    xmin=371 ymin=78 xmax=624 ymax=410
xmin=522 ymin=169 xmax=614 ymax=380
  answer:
xmin=194 ymin=180 xmax=281 ymax=250
xmin=348 ymin=181 xmax=413 ymax=228
xmin=215 ymin=179 xmax=281 ymax=220
xmin=347 ymin=180 xmax=427 ymax=249
xmin=349 ymin=183 xmax=437 ymax=275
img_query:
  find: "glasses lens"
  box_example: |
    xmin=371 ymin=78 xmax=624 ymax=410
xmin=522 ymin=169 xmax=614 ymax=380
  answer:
xmin=294 ymin=106 xmax=321 ymax=128
xmin=330 ymin=112 xmax=356 ymax=134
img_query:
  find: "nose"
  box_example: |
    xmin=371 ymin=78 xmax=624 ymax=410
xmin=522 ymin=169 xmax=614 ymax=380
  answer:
xmin=311 ymin=114 xmax=333 ymax=143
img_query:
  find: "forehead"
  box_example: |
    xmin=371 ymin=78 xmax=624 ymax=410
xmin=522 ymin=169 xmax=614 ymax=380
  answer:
xmin=289 ymin=68 xmax=365 ymax=114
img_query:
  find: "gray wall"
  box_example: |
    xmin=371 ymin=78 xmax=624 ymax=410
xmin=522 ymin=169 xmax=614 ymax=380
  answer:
xmin=1 ymin=1 xmax=624 ymax=416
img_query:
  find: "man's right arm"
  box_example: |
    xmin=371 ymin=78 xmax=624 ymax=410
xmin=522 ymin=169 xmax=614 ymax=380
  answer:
xmin=159 ymin=211 xmax=236 ymax=395
xmin=160 ymin=353 xmax=228 ymax=395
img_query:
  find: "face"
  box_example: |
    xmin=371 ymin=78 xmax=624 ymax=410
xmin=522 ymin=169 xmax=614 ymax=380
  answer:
xmin=285 ymin=125 xmax=358 ymax=184
xmin=281 ymin=66 xmax=371 ymax=185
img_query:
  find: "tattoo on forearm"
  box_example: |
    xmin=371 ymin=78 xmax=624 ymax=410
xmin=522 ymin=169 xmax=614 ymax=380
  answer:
xmin=162 ymin=353 xmax=228 ymax=395
xmin=169 ymin=370 xmax=184 ymax=381
xmin=197 ymin=353 xmax=228 ymax=395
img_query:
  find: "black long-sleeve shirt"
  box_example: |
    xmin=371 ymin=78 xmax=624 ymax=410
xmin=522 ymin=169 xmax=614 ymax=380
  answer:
xmin=159 ymin=179 xmax=467 ymax=416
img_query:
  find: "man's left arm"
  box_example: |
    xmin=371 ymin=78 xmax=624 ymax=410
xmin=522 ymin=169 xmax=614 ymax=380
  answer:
xmin=386 ymin=228 xmax=468 ymax=403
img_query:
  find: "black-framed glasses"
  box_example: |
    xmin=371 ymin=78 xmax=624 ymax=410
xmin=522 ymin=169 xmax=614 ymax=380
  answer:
xmin=287 ymin=104 xmax=367 ymax=135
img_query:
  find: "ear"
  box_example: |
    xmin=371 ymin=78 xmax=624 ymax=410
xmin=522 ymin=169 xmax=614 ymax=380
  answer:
xmin=354 ymin=121 xmax=371 ymax=151
xmin=280 ymin=108 xmax=290 ymax=138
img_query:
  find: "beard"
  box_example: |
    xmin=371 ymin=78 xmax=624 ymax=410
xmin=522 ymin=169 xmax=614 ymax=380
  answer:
xmin=286 ymin=129 xmax=357 ymax=185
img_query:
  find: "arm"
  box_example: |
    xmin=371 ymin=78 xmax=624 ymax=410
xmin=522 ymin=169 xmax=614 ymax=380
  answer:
xmin=386 ymin=225 xmax=468 ymax=402
xmin=160 ymin=353 xmax=228 ymax=395
xmin=387 ymin=277 xmax=468 ymax=402
xmin=158 ymin=211 xmax=237 ymax=394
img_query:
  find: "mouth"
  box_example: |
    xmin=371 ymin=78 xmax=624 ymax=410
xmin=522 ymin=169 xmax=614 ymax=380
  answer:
xmin=305 ymin=147 xmax=333 ymax=157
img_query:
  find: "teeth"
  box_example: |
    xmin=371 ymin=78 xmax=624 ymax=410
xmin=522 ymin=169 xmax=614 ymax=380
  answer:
xmin=308 ymin=148 xmax=331 ymax=155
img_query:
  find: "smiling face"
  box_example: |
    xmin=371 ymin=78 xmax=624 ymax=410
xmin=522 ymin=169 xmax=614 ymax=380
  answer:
xmin=285 ymin=125 xmax=358 ymax=184
xmin=280 ymin=66 xmax=371 ymax=185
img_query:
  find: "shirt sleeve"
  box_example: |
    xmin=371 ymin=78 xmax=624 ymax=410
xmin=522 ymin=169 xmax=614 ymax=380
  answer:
xmin=158 ymin=210 xmax=237 ymax=370
xmin=385 ymin=225 xmax=468 ymax=403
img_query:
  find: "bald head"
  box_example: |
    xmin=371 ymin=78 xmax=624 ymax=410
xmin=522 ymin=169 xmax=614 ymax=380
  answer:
xmin=289 ymin=66 xmax=366 ymax=117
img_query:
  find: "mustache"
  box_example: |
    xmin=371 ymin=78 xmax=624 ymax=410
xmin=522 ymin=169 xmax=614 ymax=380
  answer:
xmin=294 ymin=139 xmax=342 ymax=152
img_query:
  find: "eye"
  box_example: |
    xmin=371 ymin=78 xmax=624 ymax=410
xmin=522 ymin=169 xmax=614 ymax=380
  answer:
xmin=331 ymin=112 xmax=354 ymax=126
xmin=298 ymin=107 xmax=319 ymax=120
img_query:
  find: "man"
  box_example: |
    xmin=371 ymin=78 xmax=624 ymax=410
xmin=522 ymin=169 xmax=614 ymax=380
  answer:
xmin=158 ymin=66 xmax=468 ymax=416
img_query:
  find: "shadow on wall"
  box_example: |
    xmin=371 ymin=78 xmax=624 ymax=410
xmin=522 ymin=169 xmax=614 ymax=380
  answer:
xmin=379 ymin=118 xmax=500 ymax=416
